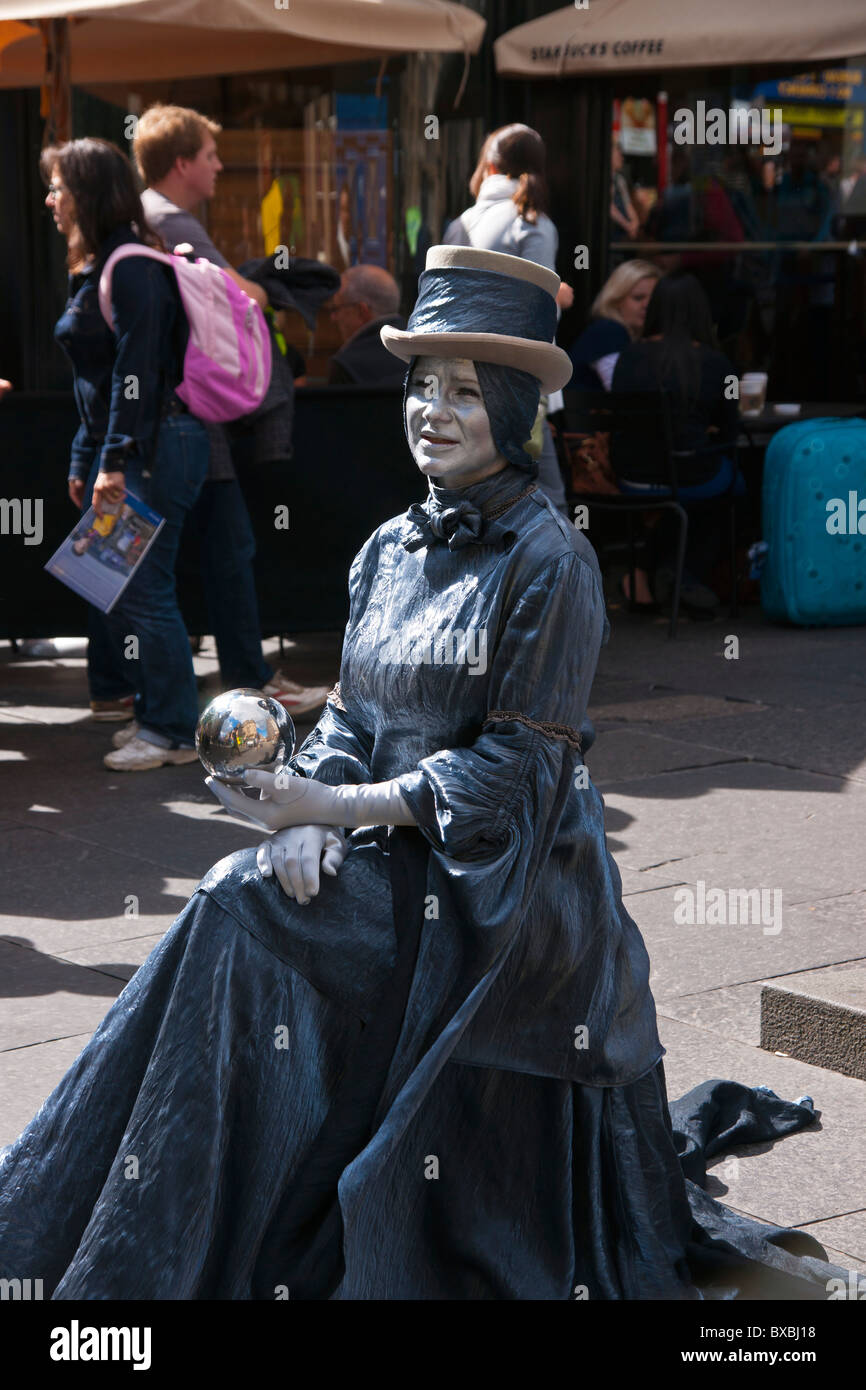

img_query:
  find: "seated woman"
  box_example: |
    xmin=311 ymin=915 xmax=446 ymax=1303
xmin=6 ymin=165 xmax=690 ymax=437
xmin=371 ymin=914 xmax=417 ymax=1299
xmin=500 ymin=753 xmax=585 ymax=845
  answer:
xmin=611 ymin=271 xmax=745 ymax=614
xmin=567 ymin=259 xmax=661 ymax=391
xmin=0 ymin=247 xmax=845 ymax=1301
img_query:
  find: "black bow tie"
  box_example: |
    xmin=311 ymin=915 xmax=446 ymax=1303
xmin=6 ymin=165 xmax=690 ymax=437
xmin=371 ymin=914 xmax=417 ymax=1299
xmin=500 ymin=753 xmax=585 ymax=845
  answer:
xmin=403 ymin=484 xmax=537 ymax=553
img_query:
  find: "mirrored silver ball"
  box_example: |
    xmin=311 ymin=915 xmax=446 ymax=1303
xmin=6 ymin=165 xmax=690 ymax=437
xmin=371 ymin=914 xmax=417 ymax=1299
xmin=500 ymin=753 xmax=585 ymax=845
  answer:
xmin=195 ymin=689 xmax=296 ymax=783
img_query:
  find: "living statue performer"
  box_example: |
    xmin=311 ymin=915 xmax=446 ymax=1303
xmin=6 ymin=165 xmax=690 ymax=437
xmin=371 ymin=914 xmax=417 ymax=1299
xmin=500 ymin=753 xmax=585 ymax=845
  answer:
xmin=0 ymin=247 xmax=851 ymax=1300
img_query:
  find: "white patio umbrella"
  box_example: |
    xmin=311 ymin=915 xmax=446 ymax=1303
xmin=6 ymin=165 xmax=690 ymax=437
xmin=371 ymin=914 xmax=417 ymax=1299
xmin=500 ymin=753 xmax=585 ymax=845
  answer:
xmin=0 ymin=0 xmax=486 ymax=85
xmin=494 ymin=0 xmax=866 ymax=78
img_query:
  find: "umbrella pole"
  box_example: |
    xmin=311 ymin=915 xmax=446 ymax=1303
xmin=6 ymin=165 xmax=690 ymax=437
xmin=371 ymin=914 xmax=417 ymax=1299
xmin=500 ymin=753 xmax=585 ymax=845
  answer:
xmin=38 ymin=17 xmax=71 ymax=147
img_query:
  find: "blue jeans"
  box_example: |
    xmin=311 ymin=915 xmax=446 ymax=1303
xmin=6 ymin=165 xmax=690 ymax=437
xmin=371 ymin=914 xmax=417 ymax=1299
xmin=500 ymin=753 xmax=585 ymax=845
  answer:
xmin=187 ymin=480 xmax=273 ymax=690
xmin=84 ymin=413 xmax=209 ymax=747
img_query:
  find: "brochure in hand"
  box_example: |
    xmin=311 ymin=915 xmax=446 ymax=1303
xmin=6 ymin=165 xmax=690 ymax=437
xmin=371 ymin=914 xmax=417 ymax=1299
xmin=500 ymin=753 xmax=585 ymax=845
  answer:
xmin=44 ymin=491 xmax=164 ymax=614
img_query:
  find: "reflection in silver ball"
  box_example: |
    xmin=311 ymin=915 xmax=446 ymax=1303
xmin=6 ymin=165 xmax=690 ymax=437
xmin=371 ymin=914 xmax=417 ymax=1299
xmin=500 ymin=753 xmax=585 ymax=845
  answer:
xmin=195 ymin=688 xmax=296 ymax=782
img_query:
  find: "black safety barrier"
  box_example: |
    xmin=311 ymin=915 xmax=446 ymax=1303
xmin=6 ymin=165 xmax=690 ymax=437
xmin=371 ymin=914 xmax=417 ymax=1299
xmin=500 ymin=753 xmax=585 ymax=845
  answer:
xmin=0 ymin=385 xmax=420 ymax=640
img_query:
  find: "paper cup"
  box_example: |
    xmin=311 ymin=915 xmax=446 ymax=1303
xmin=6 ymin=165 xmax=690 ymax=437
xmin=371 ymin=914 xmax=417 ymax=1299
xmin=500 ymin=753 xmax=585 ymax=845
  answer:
xmin=740 ymin=373 xmax=768 ymax=413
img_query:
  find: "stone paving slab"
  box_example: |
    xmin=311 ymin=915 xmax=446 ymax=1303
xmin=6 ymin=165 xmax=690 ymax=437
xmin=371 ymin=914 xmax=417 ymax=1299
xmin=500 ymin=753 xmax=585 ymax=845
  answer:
xmin=0 ymin=825 xmax=205 ymax=952
xmin=795 ymin=1214 xmax=866 ymax=1274
xmin=0 ymin=704 xmax=95 ymax=725
xmin=598 ymin=611 xmax=866 ymax=706
xmin=635 ymin=888 xmax=866 ymax=999
xmin=587 ymin=727 xmax=745 ymax=785
xmin=763 ymin=964 xmax=866 ymax=1011
xmin=646 ymin=703 xmax=866 ymax=785
xmin=642 ymin=844 xmax=862 ymax=920
xmin=616 ymin=865 xmax=688 ymax=897
xmin=2 ymin=913 xmax=180 ymax=959
xmin=1 ymin=726 xmax=321 ymax=831
xmin=0 ymin=938 xmax=124 ymax=1051
xmin=55 ymin=932 xmax=169 ymax=983
xmin=659 ymin=1014 xmax=866 ymax=1237
xmin=656 ymin=982 xmax=768 ymax=1047
xmin=587 ymin=674 xmax=652 ymax=705
xmin=715 ymin=1203 xmax=866 ymax=1276
xmin=601 ymin=760 xmax=866 ymax=896
xmin=54 ymin=803 xmax=262 ymax=879
xmin=0 ymin=1035 xmax=92 ymax=1150
xmin=0 ymin=720 xmax=203 ymax=822
xmin=655 ymin=955 xmax=866 ymax=1049
xmin=592 ymin=693 xmax=766 ymax=723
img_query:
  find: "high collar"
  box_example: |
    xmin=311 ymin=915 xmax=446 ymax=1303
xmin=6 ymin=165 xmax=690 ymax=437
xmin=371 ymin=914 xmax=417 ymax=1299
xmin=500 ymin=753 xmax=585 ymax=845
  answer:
xmin=477 ymin=174 xmax=520 ymax=205
xmin=427 ymin=462 xmax=531 ymax=515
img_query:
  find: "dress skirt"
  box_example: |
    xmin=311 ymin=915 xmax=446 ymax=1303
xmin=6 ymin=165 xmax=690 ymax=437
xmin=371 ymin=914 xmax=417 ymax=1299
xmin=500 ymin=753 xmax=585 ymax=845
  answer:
xmin=0 ymin=844 xmax=846 ymax=1301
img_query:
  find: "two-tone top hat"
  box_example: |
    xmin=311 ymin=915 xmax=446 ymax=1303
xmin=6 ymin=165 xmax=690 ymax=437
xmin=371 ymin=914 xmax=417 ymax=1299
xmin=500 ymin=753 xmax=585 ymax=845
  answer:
xmin=380 ymin=245 xmax=573 ymax=394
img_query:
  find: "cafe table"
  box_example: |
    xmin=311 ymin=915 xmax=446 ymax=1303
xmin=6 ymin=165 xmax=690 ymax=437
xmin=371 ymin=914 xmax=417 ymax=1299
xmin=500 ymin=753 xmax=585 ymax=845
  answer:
xmin=738 ymin=402 xmax=865 ymax=449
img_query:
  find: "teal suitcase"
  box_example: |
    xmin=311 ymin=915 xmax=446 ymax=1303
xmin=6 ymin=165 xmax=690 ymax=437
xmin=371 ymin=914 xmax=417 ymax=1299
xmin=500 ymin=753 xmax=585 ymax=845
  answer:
xmin=761 ymin=417 xmax=866 ymax=626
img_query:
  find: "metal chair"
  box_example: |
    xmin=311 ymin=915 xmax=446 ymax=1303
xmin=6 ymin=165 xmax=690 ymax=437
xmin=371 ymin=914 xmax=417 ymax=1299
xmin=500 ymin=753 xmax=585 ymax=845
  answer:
xmin=552 ymin=387 xmax=740 ymax=639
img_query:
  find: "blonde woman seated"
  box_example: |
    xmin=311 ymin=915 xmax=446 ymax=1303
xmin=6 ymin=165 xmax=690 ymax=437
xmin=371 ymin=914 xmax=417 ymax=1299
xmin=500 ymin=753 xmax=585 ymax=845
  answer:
xmin=567 ymin=259 xmax=662 ymax=392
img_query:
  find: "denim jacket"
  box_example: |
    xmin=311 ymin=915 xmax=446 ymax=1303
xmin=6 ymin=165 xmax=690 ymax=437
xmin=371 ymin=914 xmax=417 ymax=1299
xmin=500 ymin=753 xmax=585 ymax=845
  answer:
xmin=54 ymin=224 xmax=184 ymax=481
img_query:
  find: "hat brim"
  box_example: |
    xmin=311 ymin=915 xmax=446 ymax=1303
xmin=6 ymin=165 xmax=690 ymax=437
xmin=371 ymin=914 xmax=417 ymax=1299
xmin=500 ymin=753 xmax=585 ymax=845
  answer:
xmin=380 ymin=328 xmax=573 ymax=395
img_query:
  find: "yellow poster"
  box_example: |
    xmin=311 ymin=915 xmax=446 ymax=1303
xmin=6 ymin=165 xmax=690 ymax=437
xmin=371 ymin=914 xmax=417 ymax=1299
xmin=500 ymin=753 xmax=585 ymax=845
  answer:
xmin=260 ymin=179 xmax=284 ymax=258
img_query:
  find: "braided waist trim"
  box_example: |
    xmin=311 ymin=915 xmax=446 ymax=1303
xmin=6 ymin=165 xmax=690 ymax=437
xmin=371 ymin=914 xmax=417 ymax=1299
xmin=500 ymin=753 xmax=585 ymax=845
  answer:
xmin=485 ymin=708 xmax=583 ymax=751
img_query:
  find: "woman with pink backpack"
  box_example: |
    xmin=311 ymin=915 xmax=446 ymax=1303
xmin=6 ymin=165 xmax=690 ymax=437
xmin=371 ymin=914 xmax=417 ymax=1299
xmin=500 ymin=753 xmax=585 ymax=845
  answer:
xmin=43 ymin=138 xmax=213 ymax=770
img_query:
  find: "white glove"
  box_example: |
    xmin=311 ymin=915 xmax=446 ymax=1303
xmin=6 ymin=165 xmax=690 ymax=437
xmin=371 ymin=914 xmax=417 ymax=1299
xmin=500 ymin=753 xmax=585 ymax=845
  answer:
xmin=205 ymin=767 xmax=416 ymax=833
xmin=256 ymin=824 xmax=348 ymax=904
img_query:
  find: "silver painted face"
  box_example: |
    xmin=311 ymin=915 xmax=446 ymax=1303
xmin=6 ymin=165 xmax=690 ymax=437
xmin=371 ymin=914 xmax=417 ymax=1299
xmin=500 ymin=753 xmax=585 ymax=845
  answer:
xmin=195 ymin=689 xmax=296 ymax=782
xmin=405 ymin=356 xmax=508 ymax=488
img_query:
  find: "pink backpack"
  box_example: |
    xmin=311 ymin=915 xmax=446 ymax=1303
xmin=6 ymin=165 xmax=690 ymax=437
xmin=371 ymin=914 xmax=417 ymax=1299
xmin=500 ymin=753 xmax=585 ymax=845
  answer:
xmin=98 ymin=244 xmax=272 ymax=423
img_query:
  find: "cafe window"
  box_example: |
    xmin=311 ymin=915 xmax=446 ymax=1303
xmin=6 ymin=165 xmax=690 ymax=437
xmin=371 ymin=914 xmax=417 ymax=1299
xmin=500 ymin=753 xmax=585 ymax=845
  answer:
xmin=83 ymin=52 xmax=478 ymax=382
xmin=88 ymin=64 xmax=400 ymax=380
xmin=206 ymin=91 xmax=393 ymax=272
xmin=607 ymin=59 xmax=866 ymax=402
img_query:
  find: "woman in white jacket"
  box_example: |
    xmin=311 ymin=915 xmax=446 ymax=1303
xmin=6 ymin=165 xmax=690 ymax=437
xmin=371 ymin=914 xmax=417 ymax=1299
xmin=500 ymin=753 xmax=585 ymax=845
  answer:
xmin=444 ymin=125 xmax=572 ymax=513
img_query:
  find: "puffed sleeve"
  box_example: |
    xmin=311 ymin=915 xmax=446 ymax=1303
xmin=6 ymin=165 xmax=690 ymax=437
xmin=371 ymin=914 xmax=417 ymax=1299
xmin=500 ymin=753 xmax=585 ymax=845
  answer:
xmin=396 ymin=550 xmax=605 ymax=892
xmin=289 ymin=535 xmax=377 ymax=787
xmin=289 ymin=700 xmax=374 ymax=788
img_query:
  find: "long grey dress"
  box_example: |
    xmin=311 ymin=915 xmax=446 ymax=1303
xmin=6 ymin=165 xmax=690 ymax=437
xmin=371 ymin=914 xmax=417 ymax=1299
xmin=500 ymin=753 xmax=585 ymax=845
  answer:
xmin=0 ymin=462 xmax=847 ymax=1299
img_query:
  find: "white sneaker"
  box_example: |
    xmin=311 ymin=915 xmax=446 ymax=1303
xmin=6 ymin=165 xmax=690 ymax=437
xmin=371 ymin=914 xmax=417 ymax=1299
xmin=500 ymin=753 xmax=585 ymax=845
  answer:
xmin=111 ymin=719 xmax=141 ymax=749
xmin=261 ymin=671 xmax=330 ymax=717
xmin=104 ymin=735 xmax=199 ymax=771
